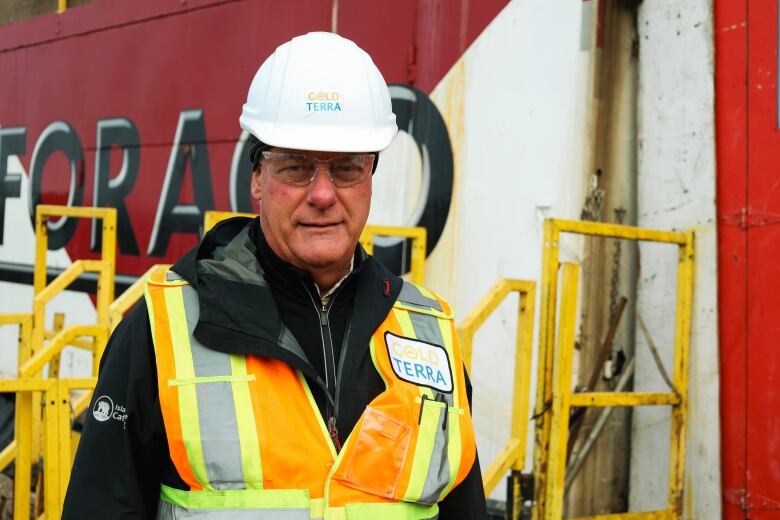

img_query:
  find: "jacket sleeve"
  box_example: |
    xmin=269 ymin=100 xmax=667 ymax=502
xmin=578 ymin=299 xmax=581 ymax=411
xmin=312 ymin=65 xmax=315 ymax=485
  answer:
xmin=437 ymin=367 xmax=488 ymax=519
xmin=61 ymin=301 xmax=165 ymax=519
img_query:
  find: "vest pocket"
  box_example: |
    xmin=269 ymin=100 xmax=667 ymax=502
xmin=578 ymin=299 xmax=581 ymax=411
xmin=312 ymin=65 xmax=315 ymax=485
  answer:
xmin=334 ymin=406 xmax=412 ymax=498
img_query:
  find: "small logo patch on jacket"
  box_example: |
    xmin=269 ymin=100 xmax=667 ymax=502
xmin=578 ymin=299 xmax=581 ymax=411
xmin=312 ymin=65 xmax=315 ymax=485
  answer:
xmin=385 ymin=332 xmax=453 ymax=393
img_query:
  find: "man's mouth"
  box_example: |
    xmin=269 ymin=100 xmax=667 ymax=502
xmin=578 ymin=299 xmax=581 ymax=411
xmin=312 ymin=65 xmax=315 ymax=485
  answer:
xmin=300 ymin=221 xmax=341 ymax=228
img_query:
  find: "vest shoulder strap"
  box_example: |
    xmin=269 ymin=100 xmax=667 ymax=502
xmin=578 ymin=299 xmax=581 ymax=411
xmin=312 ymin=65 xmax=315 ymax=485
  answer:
xmin=394 ymin=280 xmax=452 ymax=319
xmin=146 ymin=269 xmax=189 ymax=288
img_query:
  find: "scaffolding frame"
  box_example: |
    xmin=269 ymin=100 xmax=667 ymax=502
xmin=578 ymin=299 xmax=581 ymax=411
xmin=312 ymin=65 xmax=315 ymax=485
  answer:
xmin=0 ymin=205 xmax=116 ymax=520
xmin=532 ymin=219 xmax=694 ymax=520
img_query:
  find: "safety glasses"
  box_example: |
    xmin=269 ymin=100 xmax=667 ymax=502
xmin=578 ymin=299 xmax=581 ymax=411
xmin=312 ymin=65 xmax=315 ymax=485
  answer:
xmin=260 ymin=151 xmax=375 ymax=187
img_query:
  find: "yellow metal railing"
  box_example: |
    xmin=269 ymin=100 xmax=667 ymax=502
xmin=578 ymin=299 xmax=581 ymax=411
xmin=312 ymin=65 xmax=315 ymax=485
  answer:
xmin=532 ymin=219 xmax=694 ymax=520
xmin=0 ymin=205 xmax=116 ymax=520
xmin=0 ymin=377 xmax=95 ymax=520
xmin=360 ymin=225 xmax=427 ymax=285
xmin=34 ymin=205 xmax=117 ymax=371
xmin=57 ymin=0 xmax=67 ymax=13
xmin=109 ymin=263 xmax=172 ymax=332
xmin=202 ymin=211 xmax=428 ymax=285
xmin=203 ymin=210 xmax=256 ymax=233
xmin=458 ymin=279 xmax=535 ymax=514
xmin=0 ymin=314 xmax=32 ymax=477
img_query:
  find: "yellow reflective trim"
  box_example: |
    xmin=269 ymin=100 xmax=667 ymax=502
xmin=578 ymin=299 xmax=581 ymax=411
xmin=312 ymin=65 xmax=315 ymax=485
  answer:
xmin=437 ymin=317 xmax=458 ymax=409
xmin=323 ymin=435 xmax=349 ymax=520
xmin=310 ymin=498 xmax=324 ymax=518
xmin=328 ymin=506 xmax=347 ymax=520
xmin=230 ymin=355 xmax=263 ymax=488
xmin=393 ymin=301 xmax=452 ymax=320
xmin=393 ymin=308 xmax=416 ymax=338
xmin=343 ymin=500 xmax=439 ymax=519
xmin=440 ymin=408 xmax=462 ymax=498
xmin=403 ymin=397 xmax=441 ymax=502
xmin=167 ymin=374 xmax=256 ymax=386
xmin=368 ymin=336 xmax=390 ymax=390
xmin=165 ymin=288 xmax=211 ymax=490
xmin=144 ymin=287 xmax=157 ymax=346
xmin=298 ymin=371 xmax=337 ymax=459
xmin=160 ymin=484 xmax=309 ymax=509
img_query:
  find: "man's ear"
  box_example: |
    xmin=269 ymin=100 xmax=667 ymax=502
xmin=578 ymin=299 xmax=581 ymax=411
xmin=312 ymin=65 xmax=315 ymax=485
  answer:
xmin=250 ymin=170 xmax=262 ymax=202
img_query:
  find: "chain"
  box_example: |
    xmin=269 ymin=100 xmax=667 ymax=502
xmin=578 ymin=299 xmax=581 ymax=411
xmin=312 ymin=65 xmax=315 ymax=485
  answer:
xmin=581 ymin=171 xmax=605 ymax=222
xmin=609 ymin=207 xmax=626 ymax=320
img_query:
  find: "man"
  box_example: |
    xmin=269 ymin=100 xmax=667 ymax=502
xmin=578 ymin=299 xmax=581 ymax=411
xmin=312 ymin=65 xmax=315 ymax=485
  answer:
xmin=63 ymin=32 xmax=486 ymax=519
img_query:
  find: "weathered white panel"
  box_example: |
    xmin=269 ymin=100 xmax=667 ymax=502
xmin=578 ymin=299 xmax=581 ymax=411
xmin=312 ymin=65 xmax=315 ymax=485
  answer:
xmin=634 ymin=1 xmax=721 ymax=517
xmin=373 ymin=0 xmax=593 ymax=499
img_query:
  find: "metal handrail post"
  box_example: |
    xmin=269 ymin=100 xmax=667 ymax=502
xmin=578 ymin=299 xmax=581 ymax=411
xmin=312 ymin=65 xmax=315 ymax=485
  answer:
xmin=543 ymin=263 xmax=580 ymax=519
xmin=667 ymin=231 xmax=695 ymax=513
xmin=532 ymin=219 xmax=560 ymax=520
xmin=456 ymin=278 xmax=536 ymax=507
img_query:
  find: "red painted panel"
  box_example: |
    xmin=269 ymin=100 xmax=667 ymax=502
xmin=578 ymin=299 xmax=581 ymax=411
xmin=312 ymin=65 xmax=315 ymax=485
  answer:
xmin=336 ymin=0 xmax=418 ymax=84
xmin=746 ymin=0 xmax=780 ymax=511
xmin=340 ymin=0 xmax=509 ymax=93
xmin=412 ymin=0 xmax=508 ymax=94
xmin=715 ymin=0 xmax=748 ymax=515
xmin=0 ymin=0 xmax=508 ymax=278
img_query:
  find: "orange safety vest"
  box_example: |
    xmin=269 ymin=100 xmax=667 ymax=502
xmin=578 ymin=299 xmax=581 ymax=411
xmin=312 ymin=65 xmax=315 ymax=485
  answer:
xmin=145 ymin=270 xmax=476 ymax=519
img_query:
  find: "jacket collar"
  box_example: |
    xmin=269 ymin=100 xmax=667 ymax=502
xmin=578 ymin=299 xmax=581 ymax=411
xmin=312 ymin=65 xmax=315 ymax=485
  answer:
xmin=171 ymin=216 xmax=401 ymax=397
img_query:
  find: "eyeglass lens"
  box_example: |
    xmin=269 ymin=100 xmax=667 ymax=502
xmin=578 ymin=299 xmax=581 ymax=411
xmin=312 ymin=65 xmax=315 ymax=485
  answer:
xmin=262 ymin=152 xmax=373 ymax=187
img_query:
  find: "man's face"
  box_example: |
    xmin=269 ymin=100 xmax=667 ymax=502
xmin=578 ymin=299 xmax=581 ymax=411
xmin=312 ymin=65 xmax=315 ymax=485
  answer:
xmin=251 ymin=147 xmax=372 ymax=273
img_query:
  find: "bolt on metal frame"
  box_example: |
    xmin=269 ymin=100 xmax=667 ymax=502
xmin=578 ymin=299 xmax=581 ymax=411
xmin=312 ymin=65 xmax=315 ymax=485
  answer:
xmin=532 ymin=219 xmax=694 ymax=520
xmin=458 ymin=279 xmax=536 ymax=517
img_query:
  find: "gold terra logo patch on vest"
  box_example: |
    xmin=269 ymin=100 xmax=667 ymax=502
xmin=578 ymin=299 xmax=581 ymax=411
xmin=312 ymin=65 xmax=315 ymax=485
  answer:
xmin=384 ymin=332 xmax=453 ymax=393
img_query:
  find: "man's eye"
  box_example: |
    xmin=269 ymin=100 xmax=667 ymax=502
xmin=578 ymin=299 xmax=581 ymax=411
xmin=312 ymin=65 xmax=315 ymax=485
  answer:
xmin=281 ymin=164 xmax=308 ymax=173
xmin=331 ymin=163 xmax=361 ymax=174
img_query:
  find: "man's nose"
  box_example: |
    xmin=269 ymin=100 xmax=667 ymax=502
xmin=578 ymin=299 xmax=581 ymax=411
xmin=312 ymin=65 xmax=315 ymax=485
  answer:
xmin=307 ymin=168 xmax=337 ymax=208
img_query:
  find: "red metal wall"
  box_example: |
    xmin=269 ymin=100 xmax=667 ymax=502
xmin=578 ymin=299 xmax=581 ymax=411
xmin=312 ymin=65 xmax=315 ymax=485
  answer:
xmin=717 ymin=0 xmax=780 ymax=516
xmin=0 ymin=0 xmax=507 ymax=277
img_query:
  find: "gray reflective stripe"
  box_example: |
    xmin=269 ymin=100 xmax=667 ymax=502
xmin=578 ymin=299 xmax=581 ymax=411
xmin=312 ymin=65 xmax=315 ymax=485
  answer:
xmin=166 ymin=271 xmax=185 ymax=282
xmin=418 ymin=420 xmax=450 ymax=504
xmin=398 ymin=282 xmax=442 ymax=312
xmin=157 ymin=499 xmax=309 ymax=519
xmin=408 ymin=309 xmax=454 ymax=503
xmin=182 ymin=285 xmax=245 ymax=490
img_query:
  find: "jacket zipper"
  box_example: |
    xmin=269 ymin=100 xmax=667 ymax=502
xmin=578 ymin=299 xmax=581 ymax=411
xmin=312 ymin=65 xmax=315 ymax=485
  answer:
xmin=333 ymin=321 xmax=352 ymax=437
xmin=304 ymin=283 xmax=343 ymax=451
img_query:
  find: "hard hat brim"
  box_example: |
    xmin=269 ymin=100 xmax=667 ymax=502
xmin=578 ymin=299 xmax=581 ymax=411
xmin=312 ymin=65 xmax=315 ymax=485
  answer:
xmin=240 ymin=110 xmax=397 ymax=154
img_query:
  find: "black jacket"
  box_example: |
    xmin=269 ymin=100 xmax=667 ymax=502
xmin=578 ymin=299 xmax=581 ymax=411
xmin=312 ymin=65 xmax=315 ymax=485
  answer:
xmin=62 ymin=217 xmax=486 ymax=519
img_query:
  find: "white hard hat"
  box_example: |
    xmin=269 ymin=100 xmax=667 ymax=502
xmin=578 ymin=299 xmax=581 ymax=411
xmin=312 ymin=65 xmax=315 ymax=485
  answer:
xmin=240 ymin=32 xmax=398 ymax=153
